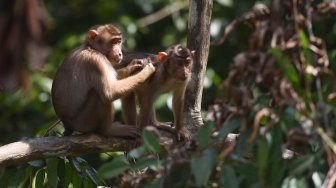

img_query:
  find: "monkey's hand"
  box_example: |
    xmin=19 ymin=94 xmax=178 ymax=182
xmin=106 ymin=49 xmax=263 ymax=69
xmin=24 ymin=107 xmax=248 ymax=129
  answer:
xmin=140 ymin=63 xmax=156 ymax=77
xmin=177 ymin=127 xmax=192 ymax=141
xmin=128 ymin=58 xmax=153 ymax=74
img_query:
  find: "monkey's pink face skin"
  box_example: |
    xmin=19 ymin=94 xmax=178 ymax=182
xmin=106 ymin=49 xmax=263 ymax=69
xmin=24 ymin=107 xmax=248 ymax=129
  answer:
xmin=169 ymin=57 xmax=193 ymax=80
xmin=107 ymin=43 xmax=123 ymax=64
xmin=178 ymin=68 xmax=191 ymax=80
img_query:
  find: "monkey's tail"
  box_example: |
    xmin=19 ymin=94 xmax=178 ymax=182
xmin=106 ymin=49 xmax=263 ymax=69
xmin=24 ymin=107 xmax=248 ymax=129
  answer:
xmin=43 ymin=119 xmax=62 ymax=137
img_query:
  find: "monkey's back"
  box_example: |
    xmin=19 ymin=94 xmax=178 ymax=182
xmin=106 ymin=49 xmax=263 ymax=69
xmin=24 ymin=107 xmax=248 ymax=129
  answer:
xmin=51 ymin=47 xmax=116 ymax=132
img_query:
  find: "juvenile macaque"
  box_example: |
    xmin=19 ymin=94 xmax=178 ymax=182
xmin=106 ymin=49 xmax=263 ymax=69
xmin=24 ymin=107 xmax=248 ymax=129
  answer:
xmin=120 ymin=45 xmax=194 ymax=139
xmin=51 ymin=24 xmax=155 ymax=138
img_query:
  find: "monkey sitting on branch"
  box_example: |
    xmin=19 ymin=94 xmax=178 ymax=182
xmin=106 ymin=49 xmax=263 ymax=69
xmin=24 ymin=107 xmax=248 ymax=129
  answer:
xmin=119 ymin=44 xmax=195 ymax=140
xmin=51 ymin=24 xmax=156 ymax=138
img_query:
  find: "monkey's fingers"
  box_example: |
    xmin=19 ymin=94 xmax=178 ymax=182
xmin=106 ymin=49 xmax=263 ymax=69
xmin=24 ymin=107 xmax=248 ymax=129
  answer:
xmin=152 ymin=123 xmax=176 ymax=134
xmin=177 ymin=128 xmax=192 ymax=141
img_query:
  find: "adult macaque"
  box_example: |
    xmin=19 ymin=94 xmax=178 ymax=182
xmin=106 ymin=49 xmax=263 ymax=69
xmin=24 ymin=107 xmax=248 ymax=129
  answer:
xmin=51 ymin=24 xmax=155 ymax=138
xmin=119 ymin=45 xmax=194 ymax=139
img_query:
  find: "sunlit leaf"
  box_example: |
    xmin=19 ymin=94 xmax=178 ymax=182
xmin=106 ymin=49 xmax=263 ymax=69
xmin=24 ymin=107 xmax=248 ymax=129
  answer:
xmin=281 ymin=177 xmax=308 ymax=188
xmin=312 ymin=172 xmax=324 ymax=188
xmin=33 ymin=169 xmax=45 ymax=188
xmin=98 ymin=156 xmax=130 ymax=179
xmin=299 ymin=30 xmax=309 ymax=49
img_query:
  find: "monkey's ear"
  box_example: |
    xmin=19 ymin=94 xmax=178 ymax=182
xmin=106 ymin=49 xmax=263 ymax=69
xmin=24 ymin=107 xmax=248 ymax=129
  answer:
xmin=87 ymin=30 xmax=98 ymax=41
xmin=157 ymin=52 xmax=168 ymax=62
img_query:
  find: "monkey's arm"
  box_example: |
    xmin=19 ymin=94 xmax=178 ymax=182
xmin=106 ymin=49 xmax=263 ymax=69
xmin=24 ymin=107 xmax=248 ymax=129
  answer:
xmin=172 ymin=87 xmax=185 ymax=131
xmin=92 ymin=63 xmax=155 ymax=102
xmin=172 ymin=86 xmax=192 ymax=140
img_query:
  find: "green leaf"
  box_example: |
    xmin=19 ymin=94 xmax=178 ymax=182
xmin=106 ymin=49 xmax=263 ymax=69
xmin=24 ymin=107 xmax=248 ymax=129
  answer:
xmin=290 ymin=155 xmax=315 ymax=176
xmin=220 ymin=166 xmax=238 ymax=188
xmin=191 ymin=148 xmax=218 ymax=186
xmin=0 ymin=168 xmax=15 ymax=188
xmin=142 ymin=128 xmax=162 ymax=153
xmin=196 ymin=122 xmax=214 ymax=148
xmin=299 ymin=30 xmax=309 ymax=49
xmin=257 ymin=138 xmax=269 ymax=179
xmin=98 ymin=156 xmax=130 ymax=179
xmin=271 ymin=48 xmax=299 ymax=90
xmin=84 ymin=165 xmax=99 ymax=186
xmin=218 ymin=117 xmax=241 ymax=140
xmin=128 ymin=145 xmax=148 ymax=159
xmin=83 ymin=178 xmax=95 ymax=188
xmin=281 ymin=177 xmax=308 ymax=188
xmin=71 ymin=172 xmax=83 ymax=188
xmin=63 ymin=161 xmax=73 ymax=188
xmin=33 ymin=169 xmax=46 ymax=188
xmin=131 ymin=157 xmax=162 ymax=171
xmin=144 ymin=176 xmax=164 ymax=188
xmin=8 ymin=166 xmax=32 ymax=188
xmin=28 ymin=160 xmax=45 ymax=168
xmin=46 ymin=158 xmax=59 ymax=188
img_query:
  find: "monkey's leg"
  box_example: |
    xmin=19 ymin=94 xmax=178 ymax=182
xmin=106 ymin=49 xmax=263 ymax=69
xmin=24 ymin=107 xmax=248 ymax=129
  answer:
xmin=121 ymin=93 xmax=137 ymax=125
xmin=97 ymin=122 xmax=141 ymax=139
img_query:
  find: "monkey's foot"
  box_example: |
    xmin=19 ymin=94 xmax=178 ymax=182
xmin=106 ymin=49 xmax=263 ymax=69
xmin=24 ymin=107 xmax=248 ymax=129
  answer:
xmin=152 ymin=122 xmax=175 ymax=134
xmin=177 ymin=128 xmax=192 ymax=141
xmin=98 ymin=123 xmax=141 ymax=139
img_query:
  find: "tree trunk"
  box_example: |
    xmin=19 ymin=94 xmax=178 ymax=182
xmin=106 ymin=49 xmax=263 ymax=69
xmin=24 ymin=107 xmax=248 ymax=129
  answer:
xmin=185 ymin=0 xmax=213 ymax=134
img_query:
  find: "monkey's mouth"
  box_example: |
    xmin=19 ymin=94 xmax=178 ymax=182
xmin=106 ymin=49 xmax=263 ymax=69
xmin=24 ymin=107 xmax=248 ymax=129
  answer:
xmin=109 ymin=56 xmax=123 ymax=63
xmin=178 ymin=74 xmax=189 ymax=80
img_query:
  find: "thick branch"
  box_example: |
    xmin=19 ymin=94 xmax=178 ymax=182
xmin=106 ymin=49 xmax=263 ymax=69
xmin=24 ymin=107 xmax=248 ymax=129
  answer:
xmin=0 ymin=134 xmax=136 ymax=167
xmin=185 ymin=0 xmax=213 ymax=133
xmin=0 ymin=133 xmax=295 ymax=167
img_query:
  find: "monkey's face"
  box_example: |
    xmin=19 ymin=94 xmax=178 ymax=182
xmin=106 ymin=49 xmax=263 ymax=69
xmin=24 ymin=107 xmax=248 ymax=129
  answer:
xmin=106 ymin=40 xmax=123 ymax=64
xmin=168 ymin=56 xmax=193 ymax=80
xmin=86 ymin=25 xmax=123 ymax=65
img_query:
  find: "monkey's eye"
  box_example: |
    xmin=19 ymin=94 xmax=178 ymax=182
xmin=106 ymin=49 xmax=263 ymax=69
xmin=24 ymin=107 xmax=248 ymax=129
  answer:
xmin=109 ymin=38 xmax=122 ymax=46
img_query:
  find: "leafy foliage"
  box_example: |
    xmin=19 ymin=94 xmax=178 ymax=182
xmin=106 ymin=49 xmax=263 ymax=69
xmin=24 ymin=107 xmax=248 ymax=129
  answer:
xmin=2 ymin=0 xmax=336 ymax=187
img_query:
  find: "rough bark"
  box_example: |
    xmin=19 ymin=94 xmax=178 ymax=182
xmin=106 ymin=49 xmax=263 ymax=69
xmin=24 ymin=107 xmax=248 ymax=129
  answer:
xmin=0 ymin=134 xmax=136 ymax=167
xmin=185 ymin=0 xmax=213 ymax=134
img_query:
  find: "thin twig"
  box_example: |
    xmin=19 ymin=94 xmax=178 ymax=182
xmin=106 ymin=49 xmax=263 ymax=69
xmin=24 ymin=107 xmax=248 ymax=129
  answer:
xmin=136 ymin=1 xmax=188 ymax=28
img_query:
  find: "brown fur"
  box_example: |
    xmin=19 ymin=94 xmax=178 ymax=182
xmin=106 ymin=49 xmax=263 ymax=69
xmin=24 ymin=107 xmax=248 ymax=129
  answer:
xmin=120 ymin=44 xmax=194 ymax=139
xmin=51 ymin=24 xmax=155 ymax=138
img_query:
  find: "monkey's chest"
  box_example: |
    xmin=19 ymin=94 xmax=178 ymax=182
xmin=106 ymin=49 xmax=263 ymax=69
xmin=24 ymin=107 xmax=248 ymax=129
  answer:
xmin=143 ymin=79 xmax=181 ymax=96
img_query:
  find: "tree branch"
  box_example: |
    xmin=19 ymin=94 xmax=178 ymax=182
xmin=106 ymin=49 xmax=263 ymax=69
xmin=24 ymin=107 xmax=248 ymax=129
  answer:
xmin=185 ymin=0 xmax=213 ymax=134
xmin=0 ymin=134 xmax=137 ymax=167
